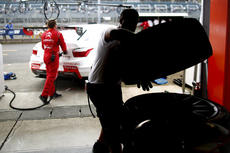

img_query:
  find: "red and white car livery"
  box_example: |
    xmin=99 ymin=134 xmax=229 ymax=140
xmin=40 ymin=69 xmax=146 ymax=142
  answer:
xmin=29 ymin=24 xmax=116 ymax=79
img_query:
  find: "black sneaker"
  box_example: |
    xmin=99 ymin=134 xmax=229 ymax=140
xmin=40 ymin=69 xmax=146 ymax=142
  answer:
xmin=92 ymin=140 xmax=110 ymax=153
xmin=53 ymin=92 xmax=62 ymax=98
xmin=39 ymin=95 xmax=49 ymax=105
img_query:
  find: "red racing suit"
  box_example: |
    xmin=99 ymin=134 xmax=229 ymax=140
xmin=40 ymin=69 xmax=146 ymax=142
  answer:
xmin=140 ymin=21 xmax=150 ymax=30
xmin=41 ymin=28 xmax=67 ymax=97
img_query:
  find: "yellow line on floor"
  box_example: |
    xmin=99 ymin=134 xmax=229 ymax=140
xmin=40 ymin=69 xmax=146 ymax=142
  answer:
xmin=2 ymin=50 xmax=16 ymax=52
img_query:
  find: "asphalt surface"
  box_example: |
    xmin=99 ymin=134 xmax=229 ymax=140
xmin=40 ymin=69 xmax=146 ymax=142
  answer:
xmin=2 ymin=43 xmax=37 ymax=64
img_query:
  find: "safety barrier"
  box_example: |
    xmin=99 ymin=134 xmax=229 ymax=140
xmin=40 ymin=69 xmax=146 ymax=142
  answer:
xmin=0 ymin=28 xmax=42 ymax=43
xmin=0 ymin=29 xmax=24 ymax=36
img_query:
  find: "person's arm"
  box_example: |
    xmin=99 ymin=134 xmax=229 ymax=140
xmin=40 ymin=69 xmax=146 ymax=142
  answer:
xmin=41 ymin=35 xmax=44 ymax=50
xmin=4 ymin=24 xmax=8 ymax=29
xmin=59 ymin=33 xmax=67 ymax=54
xmin=105 ymin=28 xmax=136 ymax=42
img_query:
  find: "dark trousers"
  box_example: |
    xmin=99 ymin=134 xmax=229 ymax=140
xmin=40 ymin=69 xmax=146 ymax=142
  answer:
xmin=87 ymin=83 xmax=124 ymax=148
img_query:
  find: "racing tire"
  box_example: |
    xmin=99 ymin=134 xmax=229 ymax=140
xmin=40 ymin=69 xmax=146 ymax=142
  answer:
xmin=121 ymin=93 xmax=230 ymax=153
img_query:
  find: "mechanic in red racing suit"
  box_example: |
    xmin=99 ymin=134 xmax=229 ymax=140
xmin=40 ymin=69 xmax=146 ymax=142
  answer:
xmin=39 ymin=20 xmax=67 ymax=104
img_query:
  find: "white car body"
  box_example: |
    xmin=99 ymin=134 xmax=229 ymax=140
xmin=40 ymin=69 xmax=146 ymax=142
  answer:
xmin=29 ymin=24 xmax=116 ymax=79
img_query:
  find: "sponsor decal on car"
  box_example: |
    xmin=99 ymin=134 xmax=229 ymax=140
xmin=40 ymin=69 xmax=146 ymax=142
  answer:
xmin=63 ymin=62 xmax=79 ymax=66
xmin=31 ymin=63 xmax=41 ymax=69
xmin=63 ymin=64 xmax=82 ymax=79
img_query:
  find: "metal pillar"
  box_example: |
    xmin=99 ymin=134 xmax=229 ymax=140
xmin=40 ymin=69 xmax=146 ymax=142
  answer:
xmin=199 ymin=0 xmax=210 ymax=98
xmin=208 ymin=0 xmax=230 ymax=110
xmin=0 ymin=44 xmax=4 ymax=97
xmin=97 ymin=0 xmax=101 ymax=23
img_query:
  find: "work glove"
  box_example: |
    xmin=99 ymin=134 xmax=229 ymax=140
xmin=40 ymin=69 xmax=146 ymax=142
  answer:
xmin=59 ymin=51 xmax=67 ymax=57
xmin=137 ymin=80 xmax=153 ymax=91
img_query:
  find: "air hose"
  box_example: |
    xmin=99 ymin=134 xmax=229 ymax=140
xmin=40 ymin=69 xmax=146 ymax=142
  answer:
xmin=43 ymin=0 xmax=60 ymax=20
xmin=5 ymin=86 xmax=49 ymax=111
xmin=6 ymin=83 xmax=95 ymax=117
xmin=6 ymin=54 xmax=63 ymax=111
xmin=87 ymin=94 xmax=96 ymax=118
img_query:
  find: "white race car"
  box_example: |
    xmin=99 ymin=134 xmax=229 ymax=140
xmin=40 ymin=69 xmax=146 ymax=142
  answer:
xmin=29 ymin=24 xmax=116 ymax=79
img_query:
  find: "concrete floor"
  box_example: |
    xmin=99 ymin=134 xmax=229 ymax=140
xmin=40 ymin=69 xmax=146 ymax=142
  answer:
xmin=0 ymin=117 xmax=101 ymax=153
xmin=0 ymin=63 xmax=191 ymax=153
xmin=0 ymin=83 xmax=190 ymax=153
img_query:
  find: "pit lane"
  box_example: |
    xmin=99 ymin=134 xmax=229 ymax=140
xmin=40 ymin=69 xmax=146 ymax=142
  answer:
xmin=1 ymin=43 xmax=187 ymax=121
